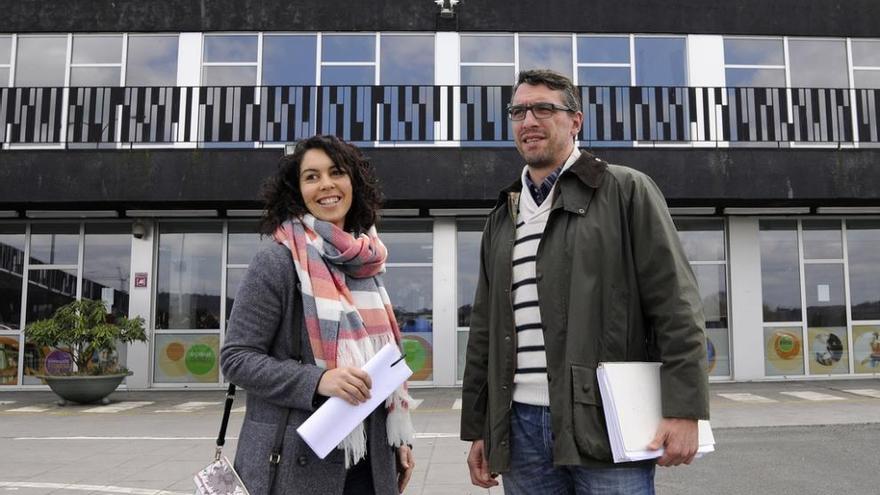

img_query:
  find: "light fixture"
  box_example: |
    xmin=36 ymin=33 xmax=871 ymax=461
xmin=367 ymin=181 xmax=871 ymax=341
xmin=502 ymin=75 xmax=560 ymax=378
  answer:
xmin=25 ymin=210 xmax=119 ymax=218
xmin=428 ymin=208 xmax=493 ymax=216
xmin=667 ymin=207 xmax=717 ymax=216
xmin=722 ymin=207 xmax=810 ymax=215
xmin=435 ymin=0 xmax=461 ymax=19
xmin=125 ymin=209 xmax=219 ymax=217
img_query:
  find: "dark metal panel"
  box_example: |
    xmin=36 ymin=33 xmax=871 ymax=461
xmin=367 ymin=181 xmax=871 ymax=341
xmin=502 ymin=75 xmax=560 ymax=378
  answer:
xmin=2 ymin=0 xmax=880 ymax=37
xmin=3 ymin=148 xmax=880 ymax=212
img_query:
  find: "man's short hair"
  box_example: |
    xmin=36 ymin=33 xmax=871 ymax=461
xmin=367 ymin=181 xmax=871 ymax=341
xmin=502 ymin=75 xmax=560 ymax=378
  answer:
xmin=512 ymin=69 xmax=582 ymax=112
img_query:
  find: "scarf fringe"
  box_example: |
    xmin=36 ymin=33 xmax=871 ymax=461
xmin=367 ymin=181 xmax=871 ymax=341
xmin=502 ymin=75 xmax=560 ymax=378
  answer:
xmin=336 ymin=336 xmax=414 ymax=468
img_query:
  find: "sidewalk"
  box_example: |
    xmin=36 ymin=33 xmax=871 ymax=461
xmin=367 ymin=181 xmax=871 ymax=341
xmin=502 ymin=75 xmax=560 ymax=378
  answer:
xmin=0 ymin=378 xmax=878 ymax=494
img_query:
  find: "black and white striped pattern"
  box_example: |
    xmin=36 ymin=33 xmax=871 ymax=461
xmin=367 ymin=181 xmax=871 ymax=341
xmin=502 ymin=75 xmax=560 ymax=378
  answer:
xmin=510 ymin=183 xmax=554 ymax=406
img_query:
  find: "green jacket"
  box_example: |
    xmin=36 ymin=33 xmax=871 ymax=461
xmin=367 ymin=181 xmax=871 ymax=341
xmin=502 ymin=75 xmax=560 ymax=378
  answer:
xmin=460 ymin=151 xmax=710 ymax=471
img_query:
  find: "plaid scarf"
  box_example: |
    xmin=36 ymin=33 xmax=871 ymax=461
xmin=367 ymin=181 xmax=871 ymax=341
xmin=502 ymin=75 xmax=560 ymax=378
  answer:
xmin=274 ymin=214 xmax=414 ymax=467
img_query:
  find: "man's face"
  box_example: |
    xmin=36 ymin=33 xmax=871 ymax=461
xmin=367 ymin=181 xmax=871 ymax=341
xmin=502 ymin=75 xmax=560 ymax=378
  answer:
xmin=511 ymin=83 xmax=583 ymax=170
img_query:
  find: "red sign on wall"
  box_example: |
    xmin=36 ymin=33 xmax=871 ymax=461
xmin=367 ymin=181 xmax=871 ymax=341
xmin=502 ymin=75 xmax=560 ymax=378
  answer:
xmin=134 ymin=272 xmax=148 ymax=288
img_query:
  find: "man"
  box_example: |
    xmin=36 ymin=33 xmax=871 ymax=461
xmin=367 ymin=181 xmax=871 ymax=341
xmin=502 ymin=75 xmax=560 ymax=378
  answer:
xmin=460 ymin=69 xmax=709 ymax=495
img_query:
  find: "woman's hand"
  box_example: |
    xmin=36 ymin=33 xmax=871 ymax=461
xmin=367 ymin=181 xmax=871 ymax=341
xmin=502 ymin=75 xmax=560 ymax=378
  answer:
xmin=396 ymin=445 xmax=415 ymax=493
xmin=316 ymin=367 xmax=372 ymax=405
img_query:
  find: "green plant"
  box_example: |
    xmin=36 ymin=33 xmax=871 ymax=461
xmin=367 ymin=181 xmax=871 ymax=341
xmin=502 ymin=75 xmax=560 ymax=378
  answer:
xmin=24 ymin=299 xmax=147 ymax=375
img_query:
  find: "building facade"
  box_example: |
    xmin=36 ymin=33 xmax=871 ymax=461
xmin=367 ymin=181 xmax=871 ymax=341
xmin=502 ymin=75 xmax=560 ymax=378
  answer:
xmin=1 ymin=0 xmax=879 ymax=389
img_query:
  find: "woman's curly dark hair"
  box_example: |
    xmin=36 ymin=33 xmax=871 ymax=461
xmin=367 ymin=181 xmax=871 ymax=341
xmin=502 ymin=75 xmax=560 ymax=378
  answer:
xmin=258 ymin=135 xmax=383 ymax=235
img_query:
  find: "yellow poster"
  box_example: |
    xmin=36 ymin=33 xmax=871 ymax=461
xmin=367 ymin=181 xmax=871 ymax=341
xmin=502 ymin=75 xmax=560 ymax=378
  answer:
xmin=852 ymin=326 xmax=880 ymax=374
xmin=807 ymin=327 xmax=848 ymax=375
xmin=764 ymin=327 xmax=804 ymax=376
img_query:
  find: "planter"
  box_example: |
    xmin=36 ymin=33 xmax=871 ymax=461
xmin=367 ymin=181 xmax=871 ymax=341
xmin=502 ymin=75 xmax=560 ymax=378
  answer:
xmin=37 ymin=371 xmax=132 ymax=405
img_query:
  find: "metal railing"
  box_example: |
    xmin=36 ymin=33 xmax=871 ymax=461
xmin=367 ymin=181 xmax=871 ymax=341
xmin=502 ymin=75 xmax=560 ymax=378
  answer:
xmin=1 ymin=85 xmax=877 ymax=147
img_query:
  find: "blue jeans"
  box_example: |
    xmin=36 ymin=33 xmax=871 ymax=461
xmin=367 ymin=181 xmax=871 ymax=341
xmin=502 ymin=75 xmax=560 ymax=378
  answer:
xmin=502 ymin=402 xmax=655 ymax=495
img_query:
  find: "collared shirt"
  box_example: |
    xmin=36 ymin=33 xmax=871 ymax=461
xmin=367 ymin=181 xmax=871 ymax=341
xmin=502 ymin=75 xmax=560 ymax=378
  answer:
xmin=524 ymin=165 xmax=564 ymax=206
xmin=523 ymin=147 xmax=581 ymax=206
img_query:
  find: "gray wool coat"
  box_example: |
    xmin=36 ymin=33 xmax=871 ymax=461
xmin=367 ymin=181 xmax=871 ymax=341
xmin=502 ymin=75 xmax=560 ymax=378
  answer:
xmin=220 ymin=242 xmax=398 ymax=495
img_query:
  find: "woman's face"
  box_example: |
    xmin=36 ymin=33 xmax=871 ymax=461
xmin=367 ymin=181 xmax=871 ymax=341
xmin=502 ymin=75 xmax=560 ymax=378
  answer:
xmin=298 ymin=148 xmax=353 ymax=229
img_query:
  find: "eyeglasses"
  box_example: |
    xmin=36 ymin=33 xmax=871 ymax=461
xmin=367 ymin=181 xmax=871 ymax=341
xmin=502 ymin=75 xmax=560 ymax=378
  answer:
xmin=506 ymin=102 xmax=575 ymax=121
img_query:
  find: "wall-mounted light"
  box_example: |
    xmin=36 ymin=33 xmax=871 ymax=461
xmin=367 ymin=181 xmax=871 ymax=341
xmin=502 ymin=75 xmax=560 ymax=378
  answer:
xmin=435 ymin=0 xmax=461 ymax=19
xmin=132 ymin=219 xmax=149 ymax=240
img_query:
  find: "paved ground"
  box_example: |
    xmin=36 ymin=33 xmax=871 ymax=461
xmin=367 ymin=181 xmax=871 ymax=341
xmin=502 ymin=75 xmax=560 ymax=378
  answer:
xmin=0 ymin=378 xmax=878 ymax=494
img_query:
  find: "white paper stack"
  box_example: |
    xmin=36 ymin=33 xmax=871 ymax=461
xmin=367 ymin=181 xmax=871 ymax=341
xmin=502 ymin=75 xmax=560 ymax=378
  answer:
xmin=297 ymin=343 xmax=412 ymax=459
xmin=597 ymin=361 xmax=715 ymax=463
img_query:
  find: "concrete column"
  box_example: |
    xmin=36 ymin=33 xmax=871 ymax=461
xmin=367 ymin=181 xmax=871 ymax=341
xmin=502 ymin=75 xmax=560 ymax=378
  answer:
xmin=727 ymin=216 xmax=766 ymax=380
xmin=432 ymin=217 xmax=457 ymax=386
xmin=125 ymin=219 xmax=156 ymax=389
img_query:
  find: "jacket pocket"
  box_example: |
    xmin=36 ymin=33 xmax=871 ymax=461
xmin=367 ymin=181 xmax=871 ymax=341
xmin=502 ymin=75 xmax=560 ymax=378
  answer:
xmin=570 ymin=364 xmax=612 ymax=461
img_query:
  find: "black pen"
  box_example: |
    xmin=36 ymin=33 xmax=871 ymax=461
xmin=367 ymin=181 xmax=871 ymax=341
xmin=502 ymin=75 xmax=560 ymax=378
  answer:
xmin=390 ymin=353 xmax=407 ymax=367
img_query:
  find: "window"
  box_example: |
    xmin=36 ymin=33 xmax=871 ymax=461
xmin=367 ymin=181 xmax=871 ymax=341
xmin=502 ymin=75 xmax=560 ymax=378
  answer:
xmin=634 ymin=37 xmax=687 ymax=86
xmin=519 ymin=35 xmax=572 ymax=78
xmin=846 ymin=220 xmax=880 ymax=322
xmin=789 ymin=39 xmax=848 ymax=88
xmin=723 ymin=37 xmax=786 ymax=87
xmin=154 ymin=222 xmax=222 ymax=384
xmin=15 ymin=35 xmax=67 ymax=87
xmin=81 ymin=224 xmax=131 ymax=319
xmin=760 ymin=220 xmax=804 ymax=376
xmin=225 ymin=221 xmax=271 ymax=325
xmin=0 ymin=224 xmax=25 ymax=332
xmin=378 ymin=219 xmax=434 ymax=382
xmin=202 ymin=34 xmax=258 ymax=86
xmin=674 ymin=219 xmax=730 ymax=377
xmin=126 ymin=35 xmax=178 ymax=86
xmin=460 ymin=34 xmax=514 ymax=85
xmin=380 ymin=34 xmax=434 ymax=85
xmin=70 ymin=34 xmax=123 ymax=86
xmin=852 ymin=40 xmax=880 ymax=89
xmin=0 ymin=36 xmax=11 ymax=87
xmin=321 ymin=34 xmax=375 ymax=85
xmin=262 ymin=34 xmax=317 ymax=85
xmin=577 ymin=35 xmax=631 ymax=86
xmin=456 ymin=219 xmax=485 ymax=381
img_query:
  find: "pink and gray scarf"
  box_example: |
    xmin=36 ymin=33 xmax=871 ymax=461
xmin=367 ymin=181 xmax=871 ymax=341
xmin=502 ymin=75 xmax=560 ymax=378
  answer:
xmin=274 ymin=214 xmax=413 ymax=467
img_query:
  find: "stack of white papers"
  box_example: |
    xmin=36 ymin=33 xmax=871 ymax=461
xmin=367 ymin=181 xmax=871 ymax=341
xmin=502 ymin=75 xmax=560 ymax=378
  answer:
xmin=597 ymin=361 xmax=715 ymax=463
xmin=297 ymin=343 xmax=413 ymax=459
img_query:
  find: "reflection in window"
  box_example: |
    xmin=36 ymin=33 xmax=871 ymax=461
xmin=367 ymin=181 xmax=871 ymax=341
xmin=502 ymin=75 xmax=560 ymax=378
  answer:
xmin=227 ymin=222 xmax=267 ymax=265
xmin=155 ymin=224 xmax=222 ymax=330
xmin=225 ymin=267 xmax=246 ymax=326
xmin=577 ymin=36 xmax=631 ymax=86
xmin=380 ymin=34 xmax=434 ymax=85
xmin=759 ymin=220 xmax=802 ymax=322
xmin=805 ymin=263 xmax=849 ymax=375
xmin=70 ymin=35 xmax=123 ymax=86
xmin=634 ymin=37 xmax=686 ymax=86
xmin=723 ymin=38 xmax=786 ymax=87
xmin=674 ymin=219 xmax=725 ymax=262
xmin=25 ymin=269 xmax=78 ymax=324
xmin=519 ymin=36 xmax=572 ymax=77
xmin=457 ymin=219 xmax=484 ymax=381
xmin=0 ymin=226 xmax=25 ymax=331
xmin=153 ymin=333 xmax=220 ymax=383
xmin=262 ymin=35 xmax=317 ymax=86
xmin=0 ymin=36 xmax=10 ymax=88
xmin=15 ymin=36 xmax=67 ymax=87
xmin=321 ymin=34 xmax=375 ymax=85
xmin=127 ymin=35 xmax=179 ymax=86
xmin=852 ymin=40 xmax=880 ymax=89
xmin=202 ymin=35 xmax=258 ymax=85
xmin=789 ymin=39 xmax=848 ymax=88
xmin=81 ymin=223 xmax=131 ymax=318
xmin=461 ymin=35 xmax=514 ymax=86
xmin=380 ymin=220 xmax=433 ymax=381
xmin=29 ymin=224 xmax=79 ymax=266
xmin=847 ymin=220 xmax=880 ymax=321
xmin=802 ymin=219 xmax=842 ymax=259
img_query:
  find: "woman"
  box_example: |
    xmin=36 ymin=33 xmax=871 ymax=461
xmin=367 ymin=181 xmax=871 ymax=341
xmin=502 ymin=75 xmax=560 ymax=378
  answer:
xmin=221 ymin=135 xmax=415 ymax=495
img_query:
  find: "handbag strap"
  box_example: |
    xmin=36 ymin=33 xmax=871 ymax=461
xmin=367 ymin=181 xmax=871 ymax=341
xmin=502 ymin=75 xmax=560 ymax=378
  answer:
xmin=214 ymin=383 xmax=237 ymax=456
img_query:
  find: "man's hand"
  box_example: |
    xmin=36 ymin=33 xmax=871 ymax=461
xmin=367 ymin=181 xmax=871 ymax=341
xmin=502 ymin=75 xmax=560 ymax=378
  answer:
xmin=647 ymin=418 xmax=699 ymax=466
xmin=466 ymin=440 xmax=499 ymax=488
xmin=396 ymin=445 xmax=415 ymax=493
xmin=316 ymin=367 xmax=372 ymax=405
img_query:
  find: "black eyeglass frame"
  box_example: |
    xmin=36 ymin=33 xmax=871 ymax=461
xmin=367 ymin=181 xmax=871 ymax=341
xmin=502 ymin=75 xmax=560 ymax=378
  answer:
xmin=506 ymin=102 xmax=576 ymax=121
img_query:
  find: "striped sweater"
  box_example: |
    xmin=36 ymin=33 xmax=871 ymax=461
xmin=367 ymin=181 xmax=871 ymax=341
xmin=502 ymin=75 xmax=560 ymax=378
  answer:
xmin=512 ymin=148 xmax=580 ymax=406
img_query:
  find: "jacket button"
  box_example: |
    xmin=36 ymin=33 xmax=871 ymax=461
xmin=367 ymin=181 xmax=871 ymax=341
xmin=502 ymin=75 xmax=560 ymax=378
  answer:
xmin=583 ymin=384 xmax=590 ymax=392
xmin=297 ymin=455 xmax=308 ymax=466
xmin=504 ymin=335 xmax=511 ymax=342
xmin=578 ymin=208 xmax=585 ymax=214
xmin=502 ymin=385 xmax=508 ymax=391
xmin=501 ymin=440 xmax=507 ymax=447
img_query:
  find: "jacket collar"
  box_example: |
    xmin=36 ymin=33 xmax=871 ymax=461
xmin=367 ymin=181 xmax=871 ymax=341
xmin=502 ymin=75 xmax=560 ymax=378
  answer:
xmin=495 ymin=150 xmax=609 ymax=211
